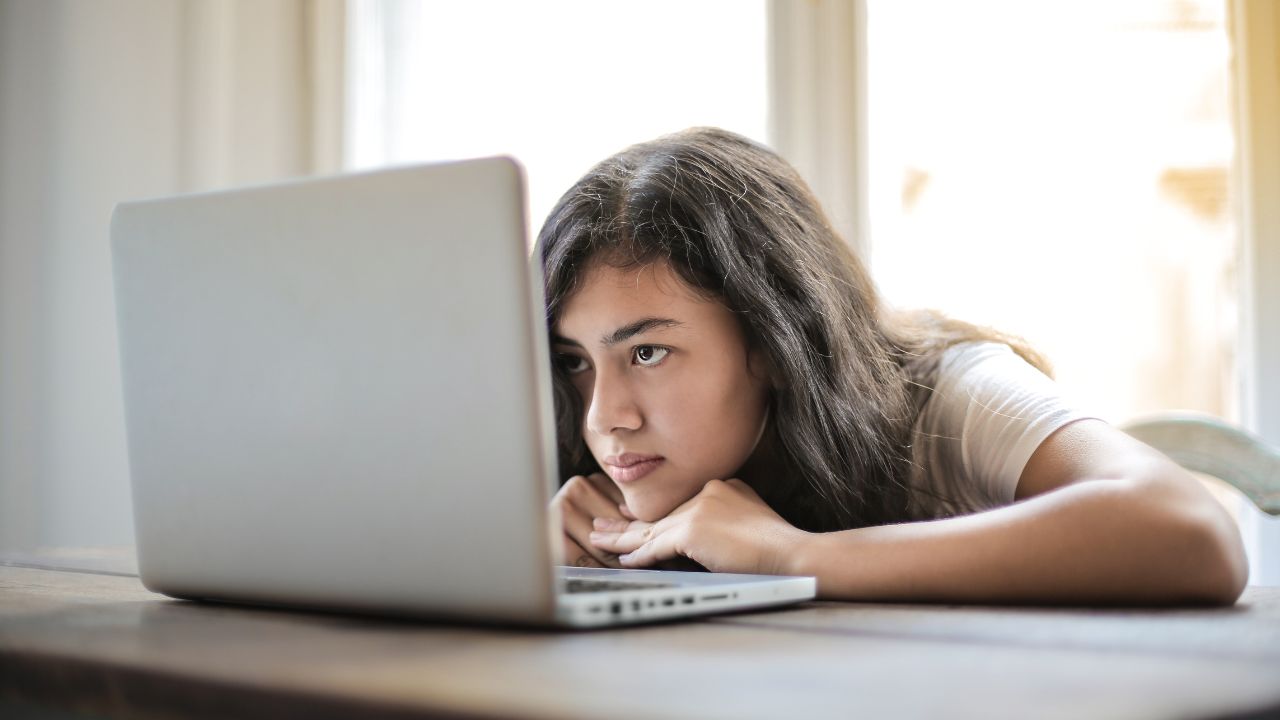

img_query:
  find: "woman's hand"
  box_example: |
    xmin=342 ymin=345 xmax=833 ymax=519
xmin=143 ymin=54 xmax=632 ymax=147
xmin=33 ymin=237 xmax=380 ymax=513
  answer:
xmin=550 ymin=472 xmax=633 ymax=568
xmin=588 ymin=478 xmax=811 ymax=576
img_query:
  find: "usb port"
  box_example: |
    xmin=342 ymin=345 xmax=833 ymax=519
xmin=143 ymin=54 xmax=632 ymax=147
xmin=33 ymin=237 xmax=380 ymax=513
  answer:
xmin=681 ymin=596 xmax=695 ymax=605
xmin=701 ymin=594 xmax=728 ymax=601
xmin=662 ymin=598 xmax=675 ymax=607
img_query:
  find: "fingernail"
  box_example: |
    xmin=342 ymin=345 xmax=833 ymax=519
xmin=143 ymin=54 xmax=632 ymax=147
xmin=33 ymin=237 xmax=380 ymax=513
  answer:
xmin=618 ymin=553 xmax=632 ymax=563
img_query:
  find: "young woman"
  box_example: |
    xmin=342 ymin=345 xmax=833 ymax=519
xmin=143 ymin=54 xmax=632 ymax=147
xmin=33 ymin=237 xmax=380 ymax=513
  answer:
xmin=540 ymin=127 xmax=1247 ymax=605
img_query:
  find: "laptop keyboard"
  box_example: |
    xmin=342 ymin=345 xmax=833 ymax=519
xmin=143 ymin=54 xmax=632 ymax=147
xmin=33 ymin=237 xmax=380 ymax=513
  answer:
xmin=562 ymin=578 xmax=677 ymax=594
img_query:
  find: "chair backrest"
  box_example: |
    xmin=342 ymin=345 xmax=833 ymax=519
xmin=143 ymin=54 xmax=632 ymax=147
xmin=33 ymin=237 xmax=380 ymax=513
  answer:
xmin=1121 ymin=412 xmax=1280 ymax=516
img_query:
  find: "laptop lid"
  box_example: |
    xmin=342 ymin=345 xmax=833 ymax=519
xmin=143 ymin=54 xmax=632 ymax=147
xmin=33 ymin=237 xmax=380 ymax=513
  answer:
xmin=111 ymin=159 xmax=562 ymax=623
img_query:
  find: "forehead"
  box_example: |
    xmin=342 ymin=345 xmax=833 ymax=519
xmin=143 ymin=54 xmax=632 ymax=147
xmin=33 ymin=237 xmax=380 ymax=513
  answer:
xmin=555 ymin=261 xmax=723 ymax=336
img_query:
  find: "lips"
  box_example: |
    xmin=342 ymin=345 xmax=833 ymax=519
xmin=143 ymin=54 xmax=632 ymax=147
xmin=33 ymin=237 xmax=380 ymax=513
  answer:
xmin=602 ymin=453 xmax=665 ymax=484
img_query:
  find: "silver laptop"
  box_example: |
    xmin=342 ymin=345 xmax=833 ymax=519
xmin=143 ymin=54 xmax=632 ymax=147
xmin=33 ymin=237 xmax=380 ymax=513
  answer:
xmin=109 ymin=158 xmax=815 ymax=628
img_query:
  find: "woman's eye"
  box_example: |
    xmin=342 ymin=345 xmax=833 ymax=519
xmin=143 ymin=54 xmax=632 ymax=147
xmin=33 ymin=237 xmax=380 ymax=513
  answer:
xmin=632 ymin=345 xmax=670 ymax=367
xmin=557 ymin=354 xmax=590 ymax=374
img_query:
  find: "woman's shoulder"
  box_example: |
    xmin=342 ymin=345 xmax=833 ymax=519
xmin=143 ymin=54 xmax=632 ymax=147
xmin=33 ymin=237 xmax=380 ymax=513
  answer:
xmin=909 ymin=341 xmax=1095 ymax=518
xmin=919 ymin=339 xmax=1082 ymax=444
xmin=932 ymin=340 xmax=1045 ymax=390
xmin=936 ymin=339 xmax=1022 ymax=365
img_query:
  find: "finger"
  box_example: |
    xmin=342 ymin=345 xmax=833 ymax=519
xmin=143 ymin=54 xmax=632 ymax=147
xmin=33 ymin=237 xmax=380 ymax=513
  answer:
xmin=618 ymin=531 xmax=682 ymax=569
xmin=565 ymin=475 xmax=628 ymax=523
xmin=558 ymin=478 xmax=626 ymax=568
xmin=562 ymin=534 xmax=607 ymax=568
xmin=585 ymin=471 xmax=625 ymax=506
xmin=590 ymin=518 xmax=665 ymax=556
xmin=564 ymin=507 xmax=623 ymax=568
xmin=619 ymin=503 xmax=637 ymax=520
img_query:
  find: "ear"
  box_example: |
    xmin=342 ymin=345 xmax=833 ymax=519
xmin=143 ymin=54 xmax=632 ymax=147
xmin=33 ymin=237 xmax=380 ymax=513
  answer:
xmin=747 ymin=347 xmax=783 ymax=390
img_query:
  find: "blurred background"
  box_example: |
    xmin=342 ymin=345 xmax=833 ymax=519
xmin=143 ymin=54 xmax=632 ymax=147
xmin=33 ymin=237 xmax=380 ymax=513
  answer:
xmin=1 ymin=0 xmax=1277 ymax=578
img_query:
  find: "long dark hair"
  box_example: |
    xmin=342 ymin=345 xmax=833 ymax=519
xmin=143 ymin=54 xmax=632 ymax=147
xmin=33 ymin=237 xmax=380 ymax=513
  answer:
xmin=536 ymin=127 xmax=1049 ymax=532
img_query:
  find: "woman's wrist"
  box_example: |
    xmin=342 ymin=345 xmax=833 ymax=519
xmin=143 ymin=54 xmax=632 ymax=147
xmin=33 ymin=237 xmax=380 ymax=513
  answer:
xmin=776 ymin=525 xmax=891 ymax=598
xmin=774 ymin=525 xmax=826 ymax=578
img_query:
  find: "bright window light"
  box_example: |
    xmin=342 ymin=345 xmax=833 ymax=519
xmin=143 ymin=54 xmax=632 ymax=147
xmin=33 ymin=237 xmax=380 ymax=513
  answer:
xmin=347 ymin=0 xmax=768 ymax=239
xmin=866 ymin=0 xmax=1237 ymax=424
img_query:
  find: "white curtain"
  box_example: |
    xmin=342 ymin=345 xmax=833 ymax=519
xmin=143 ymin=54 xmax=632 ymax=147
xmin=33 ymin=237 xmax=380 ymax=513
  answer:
xmin=0 ymin=0 xmax=344 ymax=551
xmin=768 ymin=0 xmax=869 ymax=258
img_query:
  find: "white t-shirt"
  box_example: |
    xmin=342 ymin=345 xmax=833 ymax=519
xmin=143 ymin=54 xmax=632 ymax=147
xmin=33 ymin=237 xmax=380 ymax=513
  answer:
xmin=905 ymin=341 xmax=1098 ymax=520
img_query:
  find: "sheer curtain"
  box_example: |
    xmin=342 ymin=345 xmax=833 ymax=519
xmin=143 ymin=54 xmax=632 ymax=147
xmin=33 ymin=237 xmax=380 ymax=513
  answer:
xmin=0 ymin=0 xmax=342 ymax=552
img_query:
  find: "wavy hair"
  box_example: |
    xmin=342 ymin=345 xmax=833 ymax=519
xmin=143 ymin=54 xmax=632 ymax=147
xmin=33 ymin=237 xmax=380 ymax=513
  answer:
xmin=535 ymin=127 xmax=1049 ymax=532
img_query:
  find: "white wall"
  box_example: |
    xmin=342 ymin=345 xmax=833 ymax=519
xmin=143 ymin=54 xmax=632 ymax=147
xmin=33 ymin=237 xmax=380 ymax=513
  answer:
xmin=0 ymin=0 xmax=337 ymax=552
xmin=0 ymin=1 xmax=184 ymax=548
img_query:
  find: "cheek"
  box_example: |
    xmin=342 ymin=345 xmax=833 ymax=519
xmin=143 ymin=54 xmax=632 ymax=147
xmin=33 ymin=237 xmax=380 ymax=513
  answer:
xmin=655 ymin=364 xmax=768 ymax=474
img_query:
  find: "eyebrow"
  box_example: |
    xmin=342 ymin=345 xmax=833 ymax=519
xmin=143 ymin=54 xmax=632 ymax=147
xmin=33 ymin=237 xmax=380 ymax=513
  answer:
xmin=552 ymin=317 xmax=685 ymax=349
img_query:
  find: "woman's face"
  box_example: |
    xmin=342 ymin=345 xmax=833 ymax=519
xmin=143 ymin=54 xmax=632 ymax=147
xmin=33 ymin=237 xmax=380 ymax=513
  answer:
xmin=552 ymin=260 xmax=771 ymax=522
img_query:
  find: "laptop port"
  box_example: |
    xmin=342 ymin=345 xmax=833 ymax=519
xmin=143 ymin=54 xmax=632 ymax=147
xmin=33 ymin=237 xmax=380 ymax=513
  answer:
xmin=610 ymin=601 xmax=622 ymax=614
xmin=632 ymin=600 xmax=641 ymax=611
xmin=682 ymin=596 xmax=694 ymax=605
xmin=662 ymin=598 xmax=675 ymax=607
xmin=701 ymin=594 xmax=728 ymax=602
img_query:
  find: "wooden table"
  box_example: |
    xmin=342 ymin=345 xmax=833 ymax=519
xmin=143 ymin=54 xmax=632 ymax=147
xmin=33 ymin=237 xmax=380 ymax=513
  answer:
xmin=2 ymin=552 xmax=1279 ymax=720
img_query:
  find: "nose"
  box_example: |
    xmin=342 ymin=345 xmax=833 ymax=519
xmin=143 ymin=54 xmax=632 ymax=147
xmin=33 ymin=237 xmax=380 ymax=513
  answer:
xmin=584 ymin=366 xmax=643 ymax=436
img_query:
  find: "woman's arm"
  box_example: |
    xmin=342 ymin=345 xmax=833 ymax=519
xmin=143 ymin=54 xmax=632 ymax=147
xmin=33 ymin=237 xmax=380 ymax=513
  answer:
xmin=783 ymin=419 xmax=1249 ymax=605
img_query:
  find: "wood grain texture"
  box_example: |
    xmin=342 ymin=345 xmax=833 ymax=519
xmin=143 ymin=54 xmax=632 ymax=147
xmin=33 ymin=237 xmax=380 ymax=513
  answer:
xmin=2 ymin=565 xmax=1279 ymax=720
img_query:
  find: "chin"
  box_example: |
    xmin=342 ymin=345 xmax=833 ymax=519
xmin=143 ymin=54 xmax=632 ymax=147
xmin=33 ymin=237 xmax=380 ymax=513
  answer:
xmin=624 ymin=492 xmax=686 ymax=523
xmin=622 ymin=497 xmax=658 ymax=522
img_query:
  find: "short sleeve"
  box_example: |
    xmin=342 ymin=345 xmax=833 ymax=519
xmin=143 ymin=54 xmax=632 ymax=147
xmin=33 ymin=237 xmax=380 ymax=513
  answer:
xmin=908 ymin=342 xmax=1100 ymax=518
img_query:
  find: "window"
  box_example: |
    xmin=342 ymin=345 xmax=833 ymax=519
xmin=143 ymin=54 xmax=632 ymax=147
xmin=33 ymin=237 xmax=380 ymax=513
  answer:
xmin=346 ymin=0 xmax=767 ymax=240
xmin=350 ymin=0 xmax=1241 ymax=427
xmin=865 ymin=0 xmax=1237 ymax=424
